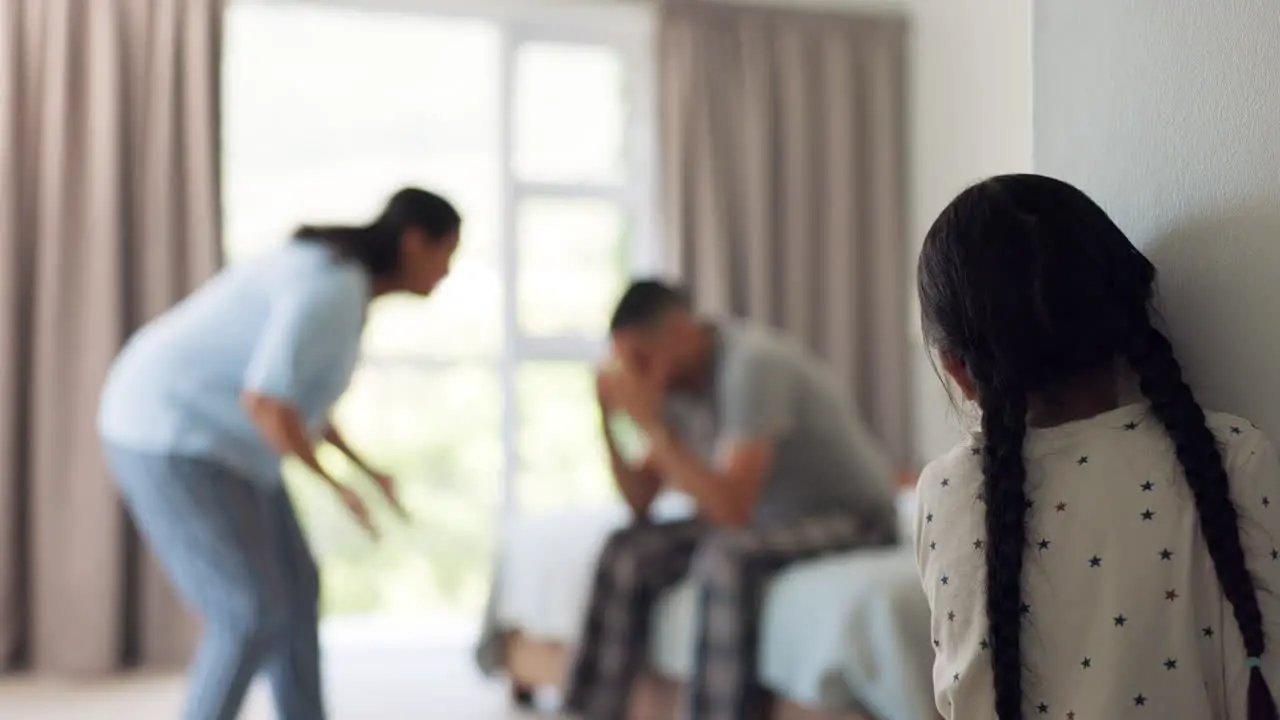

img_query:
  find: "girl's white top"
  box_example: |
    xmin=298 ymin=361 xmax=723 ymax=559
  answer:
xmin=917 ymin=402 xmax=1280 ymax=719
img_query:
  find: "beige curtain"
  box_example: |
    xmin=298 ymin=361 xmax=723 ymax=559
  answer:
xmin=658 ymin=1 xmax=912 ymax=468
xmin=0 ymin=0 xmax=223 ymax=675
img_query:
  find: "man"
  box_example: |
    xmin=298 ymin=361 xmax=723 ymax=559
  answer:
xmin=564 ymin=280 xmax=899 ymax=720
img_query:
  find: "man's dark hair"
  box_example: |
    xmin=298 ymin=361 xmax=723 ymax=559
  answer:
xmin=609 ymin=279 xmax=690 ymax=332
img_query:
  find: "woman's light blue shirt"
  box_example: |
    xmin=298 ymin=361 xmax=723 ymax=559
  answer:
xmin=98 ymin=241 xmax=369 ymax=485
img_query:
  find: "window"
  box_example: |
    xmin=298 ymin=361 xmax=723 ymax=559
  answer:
xmin=222 ymin=0 xmax=656 ymax=627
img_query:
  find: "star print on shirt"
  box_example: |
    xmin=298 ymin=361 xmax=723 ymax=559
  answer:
xmin=1203 ymin=626 xmax=1214 ymax=638
xmin=1067 ymin=712 xmax=1076 ymax=720
xmin=971 ymin=447 xmax=981 ymax=456
xmin=953 ymin=672 xmax=960 ymax=683
xmin=1231 ymin=426 xmax=1243 ymax=435
xmin=933 ymin=639 xmax=940 ymax=648
xmin=930 ymin=541 xmax=936 ymax=550
xmin=1124 ymin=421 xmax=1139 ymax=431
xmin=916 ymin=412 xmax=1273 ymax=719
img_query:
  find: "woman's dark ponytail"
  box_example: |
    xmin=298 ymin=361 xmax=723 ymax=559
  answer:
xmin=295 ymin=221 xmax=401 ymax=276
xmin=1126 ymin=318 xmax=1278 ymax=720
xmin=295 ymin=187 xmax=461 ymax=278
xmin=973 ymin=363 xmax=1031 ymax=720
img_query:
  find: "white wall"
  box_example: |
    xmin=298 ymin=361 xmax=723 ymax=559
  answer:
xmin=1035 ymin=0 xmax=1280 ymax=434
xmin=897 ymin=0 xmax=1032 ymax=464
xmin=747 ymin=0 xmax=1033 ymax=464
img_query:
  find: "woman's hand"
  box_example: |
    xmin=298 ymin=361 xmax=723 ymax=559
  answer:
xmin=370 ymin=472 xmax=409 ymax=519
xmin=337 ymin=485 xmax=378 ymax=539
xmin=323 ymin=423 xmax=406 ymax=518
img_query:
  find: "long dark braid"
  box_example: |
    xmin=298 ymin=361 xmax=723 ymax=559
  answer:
xmin=1127 ymin=319 xmax=1277 ymax=719
xmin=973 ymin=366 xmax=1030 ymax=720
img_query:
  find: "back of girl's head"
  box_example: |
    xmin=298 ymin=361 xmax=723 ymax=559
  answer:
xmin=296 ymin=187 xmax=461 ymax=277
xmin=919 ymin=173 xmax=1276 ymax=719
xmin=919 ymin=173 xmax=1155 ymax=391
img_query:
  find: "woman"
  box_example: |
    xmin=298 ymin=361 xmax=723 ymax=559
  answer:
xmin=98 ymin=187 xmax=461 ymax=720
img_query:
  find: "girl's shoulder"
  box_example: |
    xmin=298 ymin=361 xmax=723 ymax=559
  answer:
xmin=1201 ymin=410 xmax=1278 ymax=480
xmin=917 ymin=440 xmax=984 ymax=498
xmin=915 ymin=408 xmax=1276 ymax=492
xmin=1201 ymin=409 xmax=1264 ymax=442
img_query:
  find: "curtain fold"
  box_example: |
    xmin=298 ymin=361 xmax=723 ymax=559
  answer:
xmin=0 ymin=0 xmax=223 ymax=675
xmin=658 ymin=1 xmax=913 ymax=467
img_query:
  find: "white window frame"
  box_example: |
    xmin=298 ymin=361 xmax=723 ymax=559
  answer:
xmin=501 ymin=9 xmax=658 ymax=521
xmin=237 ymin=0 xmax=661 ymax=521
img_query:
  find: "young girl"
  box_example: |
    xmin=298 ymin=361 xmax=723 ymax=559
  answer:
xmin=914 ymin=174 xmax=1280 ymax=719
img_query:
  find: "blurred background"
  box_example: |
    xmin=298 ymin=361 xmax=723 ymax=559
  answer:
xmin=9 ymin=0 xmax=1278 ymax=717
xmin=0 ymin=0 xmax=1037 ymax=716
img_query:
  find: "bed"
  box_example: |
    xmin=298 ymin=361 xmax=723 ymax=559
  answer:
xmin=475 ymin=491 xmax=935 ymax=720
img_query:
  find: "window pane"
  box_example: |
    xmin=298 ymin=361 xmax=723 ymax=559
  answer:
xmin=514 ymin=43 xmax=627 ymax=184
xmin=515 ymin=362 xmax=617 ymax=514
xmin=285 ymin=362 xmax=502 ymax=617
xmin=223 ymin=4 xmax=502 ymax=359
xmin=362 ymin=278 xmax=502 ymax=361
xmin=517 ymin=197 xmax=627 ymax=338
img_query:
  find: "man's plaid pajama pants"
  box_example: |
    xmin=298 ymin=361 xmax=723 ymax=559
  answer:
xmin=563 ymin=511 xmax=897 ymax=720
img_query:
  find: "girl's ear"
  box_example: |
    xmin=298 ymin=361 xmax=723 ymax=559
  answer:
xmin=940 ymin=352 xmax=978 ymax=401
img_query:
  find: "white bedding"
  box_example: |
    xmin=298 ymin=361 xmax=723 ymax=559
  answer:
xmin=494 ymin=503 xmax=630 ymax=641
xmin=492 ymin=492 xmax=695 ymax=641
xmin=647 ymin=548 xmax=934 ymax=720
xmin=485 ymin=492 xmax=933 ymax=719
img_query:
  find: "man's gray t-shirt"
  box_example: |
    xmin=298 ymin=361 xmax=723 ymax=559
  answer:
xmin=662 ymin=321 xmax=896 ymax=526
